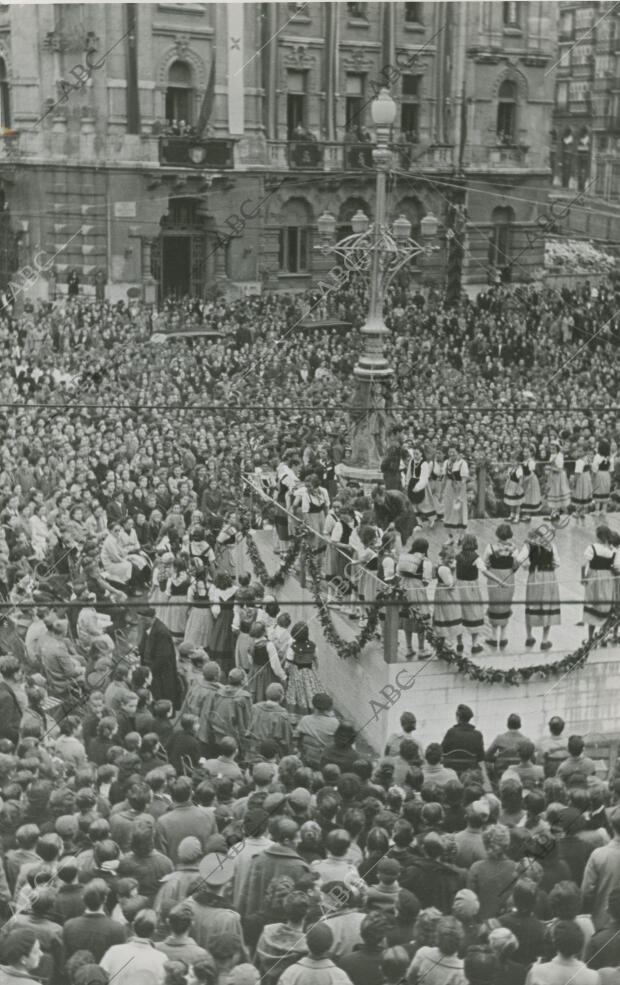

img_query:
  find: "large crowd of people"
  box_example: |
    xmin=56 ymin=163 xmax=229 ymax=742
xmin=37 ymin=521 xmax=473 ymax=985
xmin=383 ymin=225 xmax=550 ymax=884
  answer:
xmin=0 ymin=277 xmax=617 ymax=984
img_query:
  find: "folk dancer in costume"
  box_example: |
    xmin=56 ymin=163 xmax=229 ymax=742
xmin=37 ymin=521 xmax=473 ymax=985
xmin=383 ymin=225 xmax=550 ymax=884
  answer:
xmin=521 ymin=448 xmax=542 ymax=522
xmin=396 ymin=536 xmax=433 ymax=661
xmin=608 ymin=528 xmax=620 ymax=645
xmin=546 ymin=440 xmax=570 ymax=520
xmin=405 ymin=449 xmax=438 ymax=529
xmin=482 ymin=524 xmax=517 ymax=650
xmin=442 ymin=446 xmax=470 ymax=532
xmin=233 ymin=586 xmax=257 ymax=673
xmin=164 ymin=558 xmax=190 ymax=644
xmin=430 ymin=454 xmax=446 ymax=523
xmin=292 ymin=471 xmax=330 ymax=567
xmin=247 ymin=621 xmax=287 ymax=703
xmin=349 ymin=524 xmax=380 ymax=629
xmin=215 ymin=510 xmax=243 ymax=580
xmin=274 ymin=452 xmax=299 ymax=555
xmin=284 ymin=620 xmax=323 ymax=717
xmin=582 ymin=525 xmax=620 ymax=643
xmin=432 ymin=540 xmax=463 ymax=652
xmin=150 ymin=551 xmax=174 ymax=627
xmin=325 ymin=506 xmax=359 ymax=611
xmin=183 ymin=575 xmax=211 ymax=649
xmin=455 ymin=534 xmax=504 ymax=655
xmin=516 ymin=528 xmax=561 ymax=651
xmin=592 ymin=439 xmax=613 ymax=514
xmin=572 ymin=444 xmax=594 ymax=522
xmin=503 ymin=455 xmax=524 ymax=524
xmin=271 ymin=611 xmax=293 ymax=667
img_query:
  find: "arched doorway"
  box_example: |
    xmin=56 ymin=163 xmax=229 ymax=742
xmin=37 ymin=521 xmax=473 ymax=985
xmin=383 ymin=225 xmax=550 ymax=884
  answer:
xmin=155 ymin=195 xmax=208 ymax=300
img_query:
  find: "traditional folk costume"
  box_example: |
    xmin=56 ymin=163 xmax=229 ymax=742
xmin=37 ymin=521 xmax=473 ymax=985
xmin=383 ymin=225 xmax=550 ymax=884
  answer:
xmin=397 ymin=551 xmax=433 ymax=638
xmin=183 ymin=581 xmax=211 ymax=648
xmin=233 ymin=600 xmax=256 ymax=672
xmin=431 ymin=459 xmax=446 ymax=520
xmin=248 ymin=634 xmax=287 ymax=703
xmin=583 ymin=542 xmax=619 ymax=627
xmin=166 ymin=571 xmax=190 ymax=640
xmin=215 ymin=522 xmax=240 ymax=579
xmin=592 ymin=453 xmax=612 ymax=511
xmin=546 ymin=450 xmax=570 ymax=515
xmin=274 ymin=462 xmax=297 ymax=553
xmin=503 ymin=466 xmax=524 ymax=521
xmin=206 ymin=583 xmax=237 ymax=676
xmin=522 ymin=459 xmax=542 ymax=519
xmin=482 ymin=541 xmax=517 ymax=638
xmin=443 ymin=457 xmax=469 ymax=531
xmin=455 ymin=550 xmax=487 ymax=637
xmin=572 ymin=457 xmax=593 ymax=517
xmin=406 ymin=459 xmax=437 ymax=526
xmin=284 ymin=638 xmax=322 ymax=716
xmin=520 ymin=542 xmax=561 ymax=629
xmin=433 ymin=561 xmax=462 ymax=644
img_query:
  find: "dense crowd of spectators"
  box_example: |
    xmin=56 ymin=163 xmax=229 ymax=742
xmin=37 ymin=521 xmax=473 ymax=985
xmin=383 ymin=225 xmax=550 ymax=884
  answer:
xmin=0 ymin=276 xmax=617 ymax=983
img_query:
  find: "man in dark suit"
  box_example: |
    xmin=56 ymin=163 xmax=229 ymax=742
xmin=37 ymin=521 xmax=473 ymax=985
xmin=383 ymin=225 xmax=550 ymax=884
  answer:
xmin=137 ymin=606 xmax=182 ymax=709
xmin=0 ymin=656 xmax=25 ymax=745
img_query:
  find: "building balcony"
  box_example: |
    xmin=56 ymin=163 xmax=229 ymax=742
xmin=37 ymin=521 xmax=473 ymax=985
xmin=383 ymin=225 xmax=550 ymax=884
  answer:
xmin=464 ymin=143 xmax=531 ymax=170
xmin=158 ymin=135 xmax=235 ymax=169
xmin=267 ymin=140 xmax=454 ymax=172
xmin=592 ymin=114 xmax=620 ymax=133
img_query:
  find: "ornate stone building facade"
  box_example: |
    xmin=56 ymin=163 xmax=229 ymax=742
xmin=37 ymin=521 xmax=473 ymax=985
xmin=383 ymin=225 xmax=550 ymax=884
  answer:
xmin=0 ymin=2 xmax=556 ymax=301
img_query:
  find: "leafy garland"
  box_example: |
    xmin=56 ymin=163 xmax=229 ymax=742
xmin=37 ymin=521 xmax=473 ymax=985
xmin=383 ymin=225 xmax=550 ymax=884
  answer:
xmin=242 ymin=526 xmax=305 ymax=588
xmin=383 ymin=582 xmax=620 ymax=686
xmin=305 ymin=543 xmax=381 ymax=659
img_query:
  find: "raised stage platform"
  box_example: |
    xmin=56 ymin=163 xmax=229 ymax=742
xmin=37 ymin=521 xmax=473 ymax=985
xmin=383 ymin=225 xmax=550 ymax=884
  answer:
xmin=248 ymin=516 xmax=620 ymax=754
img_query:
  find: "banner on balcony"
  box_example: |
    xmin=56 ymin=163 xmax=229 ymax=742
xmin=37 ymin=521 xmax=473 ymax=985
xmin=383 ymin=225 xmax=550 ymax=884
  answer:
xmin=227 ymin=3 xmax=245 ymax=136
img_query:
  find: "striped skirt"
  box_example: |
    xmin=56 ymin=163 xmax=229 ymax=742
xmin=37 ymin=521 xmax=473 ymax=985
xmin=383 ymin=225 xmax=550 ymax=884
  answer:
xmin=572 ymin=472 xmax=593 ymax=508
xmin=418 ymin=485 xmax=438 ymax=523
xmin=400 ymin=580 xmax=431 ymax=632
xmin=504 ymin=478 xmax=524 ymax=508
xmin=584 ymin=569 xmax=615 ymax=626
xmin=457 ymin=580 xmax=484 ymax=630
xmin=443 ymin=481 xmax=468 ymax=531
xmin=487 ymin=572 xmax=515 ymax=628
xmin=433 ymin=584 xmax=462 ymax=642
xmin=592 ymin=471 xmax=611 ymax=502
xmin=547 ymin=471 xmax=571 ymax=511
xmin=285 ymin=664 xmax=323 ymax=717
xmin=526 ymin=569 xmax=561 ymax=627
xmin=522 ymin=472 xmax=542 ymax=516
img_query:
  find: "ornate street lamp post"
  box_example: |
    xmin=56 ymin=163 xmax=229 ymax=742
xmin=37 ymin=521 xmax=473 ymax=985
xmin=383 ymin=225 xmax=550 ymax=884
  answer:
xmin=316 ymin=89 xmax=438 ymax=484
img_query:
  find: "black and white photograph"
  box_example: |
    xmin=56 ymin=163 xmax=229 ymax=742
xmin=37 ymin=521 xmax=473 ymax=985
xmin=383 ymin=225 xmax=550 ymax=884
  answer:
xmin=0 ymin=1 xmax=618 ymax=984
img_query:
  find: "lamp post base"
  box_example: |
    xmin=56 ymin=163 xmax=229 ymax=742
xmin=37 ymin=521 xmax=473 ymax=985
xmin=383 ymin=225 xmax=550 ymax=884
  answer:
xmin=336 ymin=462 xmax=384 ymax=492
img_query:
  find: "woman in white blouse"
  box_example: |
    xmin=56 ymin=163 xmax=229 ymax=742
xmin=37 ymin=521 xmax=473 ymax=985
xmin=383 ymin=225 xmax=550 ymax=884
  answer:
xmin=546 ymin=440 xmax=570 ymax=520
xmin=582 ymin=525 xmax=620 ymax=643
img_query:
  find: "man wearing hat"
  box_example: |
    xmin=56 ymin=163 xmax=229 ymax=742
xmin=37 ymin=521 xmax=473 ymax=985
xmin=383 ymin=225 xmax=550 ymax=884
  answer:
xmin=185 ymin=857 xmax=245 ymax=956
xmin=137 ymin=605 xmax=182 ymax=710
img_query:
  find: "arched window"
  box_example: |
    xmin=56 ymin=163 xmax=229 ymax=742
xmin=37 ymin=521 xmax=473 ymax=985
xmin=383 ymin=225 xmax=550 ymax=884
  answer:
xmin=0 ymin=59 xmax=10 ymax=130
xmin=336 ymin=197 xmax=371 ymax=242
xmin=489 ymin=206 xmax=514 ymax=272
xmin=279 ymin=198 xmax=313 ymax=273
xmin=497 ymin=80 xmax=517 ymax=143
xmin=165 ymin=60 xmax=194 ymax=127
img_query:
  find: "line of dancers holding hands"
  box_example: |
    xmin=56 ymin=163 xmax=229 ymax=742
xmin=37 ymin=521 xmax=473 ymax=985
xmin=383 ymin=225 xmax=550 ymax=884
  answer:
xmin=325 ymin=512 xmax=620 ymax=662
